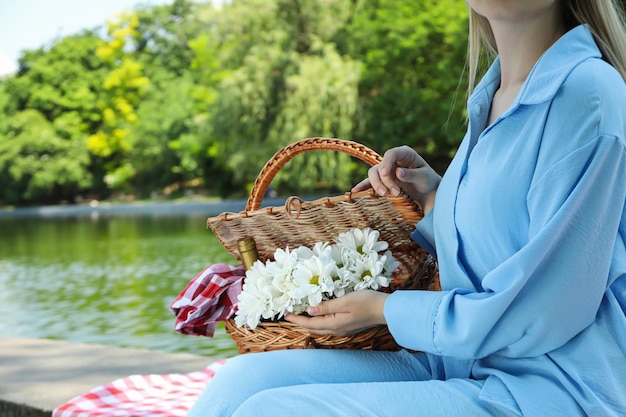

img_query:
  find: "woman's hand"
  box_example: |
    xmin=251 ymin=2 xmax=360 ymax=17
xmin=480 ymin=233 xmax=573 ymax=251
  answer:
xmin=284 ymin=290 xmax=389 ymax=336
xmin=352 ymin=145 xmax=441 ymax=215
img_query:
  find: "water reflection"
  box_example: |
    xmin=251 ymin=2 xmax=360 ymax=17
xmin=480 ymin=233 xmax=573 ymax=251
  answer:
xmin=0 ymin=215 xmax=239 ymax=358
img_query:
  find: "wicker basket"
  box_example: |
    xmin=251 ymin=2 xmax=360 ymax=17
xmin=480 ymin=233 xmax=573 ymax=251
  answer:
xmin=207 ymin=137 xmax=438 ymax=354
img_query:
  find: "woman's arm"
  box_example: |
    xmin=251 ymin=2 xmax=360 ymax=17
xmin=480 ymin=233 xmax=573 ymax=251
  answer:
xmin=290 ymin=136 xmax=626 ymax=359
xmin=386 ymin=135 xmax=626 ymax=359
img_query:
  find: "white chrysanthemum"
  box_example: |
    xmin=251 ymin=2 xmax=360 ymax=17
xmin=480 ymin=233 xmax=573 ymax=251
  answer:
xmin=265 ymin=253 xmax=297 ymax=294
xmin=272 ymin=247 xmax=301 ymax=270
xmin=235 ymin=262 xmax=275 ymax=329
xmin=381 ymin=250 xmax=400 ymax=277
xmin=352 ymin=251 xmax=391 ymax=291
xmin=243 ymin=259 xmax=272 ymax=288
xmin=332 ymin=249 xmax=359 ymax=293
xmin=335 ymin=227 xmax=388 ymax=255
xmin=291 ymin=255 xmax=339 ymax=306
xmin=332 ymin=273 xmax=355 ymax=298
xmin=311 ymin=241 xmax=332 ymax=257
xmin=234 ymin=289 xmax=269 ymax=329
xmin=340 ymin=245 xmax=363 ymax=269
xmin=269 ymin=275 xmax=296 ymax=319
xmin=233 ymin=228 xmax=398 ymax=329
xmin=328 ymin=244 xmax=344 ymax=266
xmin=292 ymin=245 xmax=314 ymax=260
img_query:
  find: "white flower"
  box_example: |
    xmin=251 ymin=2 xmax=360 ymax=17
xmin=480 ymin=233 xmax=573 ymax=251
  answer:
xmin=291 ymin=254 xmax=339 ymax=306
xmin=234 ymin=289 xmax=268 ymax=329
xmin=235 ymin=262 xmax=275 ymax=328
xmin=272 ymin=247 xmax=301 ymax=271
xmin=352 ymin=251 xmax=391 ymax=291
xmin=233 ymin=227 xmax=400 ymax=329
xmin=335 ymin=227 xmax=388 ymax=255
xmin=381 ymin=250 xmax=400 ymax=277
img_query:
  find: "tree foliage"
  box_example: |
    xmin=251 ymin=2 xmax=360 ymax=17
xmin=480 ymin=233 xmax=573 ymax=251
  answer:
xmin=0 ymin=32 xmax=105 ymax=204
xmin=0 ymin=109 xmax=92 ymax=204
xmin=344 ymin=0 xmax=468 ymax=168
xmin=0 ymin=0 xmax=470 ymax=206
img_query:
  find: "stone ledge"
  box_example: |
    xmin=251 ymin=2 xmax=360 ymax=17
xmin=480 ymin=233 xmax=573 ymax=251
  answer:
xmin=0 ymin=337 xmax=216 ymax=415
xmin=0 ymin=400 xmax=50 ymax=417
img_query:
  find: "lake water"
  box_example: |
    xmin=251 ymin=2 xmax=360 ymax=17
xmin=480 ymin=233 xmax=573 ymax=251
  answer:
xmin=0 ymin=213 xmax=241 ymax=358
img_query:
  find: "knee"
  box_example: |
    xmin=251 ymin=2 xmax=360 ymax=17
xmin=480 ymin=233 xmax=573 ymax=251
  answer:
xmin=186 ymin=355 xmax=276 ymax=417
xmin=213 ymin=354 xmax=254 ymax=380
xmin=212 ymin=353 xmax=276 ymax=386
xmin=231 ymin=389 xmax=296 ymax=417
xmin=208 ymin=353 xmax=289 ymax=400
xmin=231 ymin=387 xmax=338 ymax=417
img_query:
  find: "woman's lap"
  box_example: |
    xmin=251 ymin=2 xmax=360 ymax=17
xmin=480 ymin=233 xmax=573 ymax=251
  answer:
xmin=186 ymin=349 xmax=518 ymax=417
xmin=232 ymin=379 xmax=517 ymax=417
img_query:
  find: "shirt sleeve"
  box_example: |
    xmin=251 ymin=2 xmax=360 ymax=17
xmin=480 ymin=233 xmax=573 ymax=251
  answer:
xmin=385 ymin=135 xmax=626 ymax=359
xmin=410 ymin=209 xmax=436 ymax=258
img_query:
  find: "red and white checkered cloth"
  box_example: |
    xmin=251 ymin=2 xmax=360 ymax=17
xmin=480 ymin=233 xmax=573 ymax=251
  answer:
xmin=169 ymin=263 xmax=245 ymax=337
xmin=52 ymin=359 xmax=227 ymax=417
xmin=52 ymin=265 xmax=243 ymax=417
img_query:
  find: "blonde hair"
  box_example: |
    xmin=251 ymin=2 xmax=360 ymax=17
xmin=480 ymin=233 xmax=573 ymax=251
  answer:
xmin=468 ymin=0 xmax=626 ymax=93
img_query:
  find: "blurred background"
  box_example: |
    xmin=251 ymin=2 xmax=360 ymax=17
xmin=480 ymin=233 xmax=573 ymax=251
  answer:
xmin=0 ymin=0 xmax=470 ymax=357
xmin=0 ymin=0 xmax=469 ymax=207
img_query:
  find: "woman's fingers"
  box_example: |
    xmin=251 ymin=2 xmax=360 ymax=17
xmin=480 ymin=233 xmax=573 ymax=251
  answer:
xmin=377 ymin=164 xmax=402 ymax=196
xmin=351 ymin=177 xmax=372 ymax=193
xmin=395 ymin=166 xmax=428 ymax=191
xmin=284 ymin=311 xmax=339 ymax=335
xmin=375 ymin=146 xmax=423 ymax=195
xmin=351 ymin=145 xmax=440 ymax=213
xmin=284 ymin=291 xmax=388 ymax=336
xmin=352 ymin=146 xmax=424 ymax=196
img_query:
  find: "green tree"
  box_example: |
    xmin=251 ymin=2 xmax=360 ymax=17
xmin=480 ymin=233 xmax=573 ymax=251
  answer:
xmin=123 ymin=0 xmax=227 ymax=197
xmin=124 ymin=74 xmax=210 ymax=195
xmin=205 ymin=0 xmax=363 ymax=196
xmin=0 ymin=32 xmax=106 ymax=204
xmin=343 ymin=0 xmax=469 ymax=172
xmin=0 ymin=110 xmax=91 ymax=204
xmin=0 ymin=0 xmax=472 ymax=205
xmin=0 ymin=82 xmax=9 ymax=133
xmin=87 ymin=12 xmax=150 ymax=191
xmin=6 ymin=32 xmax=105 ymax=125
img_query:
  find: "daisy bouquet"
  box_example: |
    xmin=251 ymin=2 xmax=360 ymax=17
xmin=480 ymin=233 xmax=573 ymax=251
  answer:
xmin=234 ymin=227 xmax=399 ymax=329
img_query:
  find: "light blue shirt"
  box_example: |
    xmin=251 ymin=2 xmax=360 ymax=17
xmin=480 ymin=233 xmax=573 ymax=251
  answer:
xmin=384 ymin=25 xmax=626 ymax=416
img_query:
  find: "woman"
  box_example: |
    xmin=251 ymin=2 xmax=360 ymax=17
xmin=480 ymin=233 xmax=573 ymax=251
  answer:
xmin=187 ymin=1 xmax=626 ymax=416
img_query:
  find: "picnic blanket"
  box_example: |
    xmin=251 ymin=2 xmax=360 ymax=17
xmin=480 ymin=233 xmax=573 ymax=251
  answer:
xmin=52 ymin=359 xmax=226 ymax=417
xmin=53 ymin=263 xmax=245 ymax=417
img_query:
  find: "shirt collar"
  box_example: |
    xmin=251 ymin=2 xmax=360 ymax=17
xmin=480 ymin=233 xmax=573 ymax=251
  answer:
xmin=469 ymin=25 xmax=602 ymax=109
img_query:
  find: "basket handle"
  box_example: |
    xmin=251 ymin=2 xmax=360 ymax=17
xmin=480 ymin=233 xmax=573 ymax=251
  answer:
xmin=246 ymin=138 xmax=383 ymax=211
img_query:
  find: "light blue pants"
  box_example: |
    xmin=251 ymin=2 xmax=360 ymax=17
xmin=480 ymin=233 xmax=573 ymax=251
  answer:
xmin=186 ymin=349 xmax=521 ymax=417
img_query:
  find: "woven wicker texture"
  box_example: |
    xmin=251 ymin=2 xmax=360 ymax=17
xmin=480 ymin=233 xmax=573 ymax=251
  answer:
xmin=207 ymin=137 xmax=426 ymax=279
xmin=224 ymin=254 xmax=439 ymax=354
xmin=207 ymin=137 xmax=438 ymax=353
xmin=223 ymin=321 xmax=399 ymax=353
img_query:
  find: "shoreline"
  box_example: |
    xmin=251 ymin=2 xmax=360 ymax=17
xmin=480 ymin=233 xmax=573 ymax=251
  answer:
xmin=0 ymin=336 xmax=217 ymax=416
xmin=0 ymin=196 xmax=293 ymax=219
